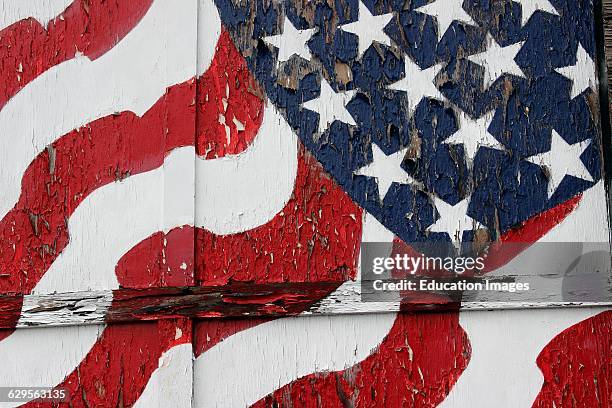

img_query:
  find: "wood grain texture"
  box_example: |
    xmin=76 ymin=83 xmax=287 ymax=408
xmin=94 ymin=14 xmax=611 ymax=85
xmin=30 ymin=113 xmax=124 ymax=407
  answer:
xmin=1 ymin=282 xmax=609 ymax=329
xmin=0 ymin=3 xmax=609 ymax=406
xmin=0 ymin=0 xmax=607 ymax=331
xmin=601 ymin=0 xmax=612 ymax=225
xmin=603 ymin=0 xmax=612 ymax=101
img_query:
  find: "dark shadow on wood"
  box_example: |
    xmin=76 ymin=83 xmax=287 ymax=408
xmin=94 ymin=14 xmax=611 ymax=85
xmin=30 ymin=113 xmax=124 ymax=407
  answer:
xmin=598 ymin=0 xmax=612 ymax=234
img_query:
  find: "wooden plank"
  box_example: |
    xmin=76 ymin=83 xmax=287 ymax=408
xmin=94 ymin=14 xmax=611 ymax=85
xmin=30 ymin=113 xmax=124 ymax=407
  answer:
xmin=8 ymin=169 xmax=611 ymax=329
xmin=192 ymin=308 xmax=611 ymax=407
xmin=602 ymin=0 xmax=612 ymax=98
xmin=600 ymin=0 xmax=612 ymax=223
xmin=0 ymin=2 xmax=609 ymax=406
xmin=1 ymin=281 xmax=609 ymax=329
xmin=0 ymin=0 xmax=608 ymax=332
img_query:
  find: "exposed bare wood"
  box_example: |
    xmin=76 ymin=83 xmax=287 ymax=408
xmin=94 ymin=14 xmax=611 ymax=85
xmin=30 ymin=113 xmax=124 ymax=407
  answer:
xmin=0 ymin=281 xmax=608 ymax=329
xmin=599 ymin=0 xmax=612 ymax=234
xmin=603 ymin=1 xmax=612 ymax=97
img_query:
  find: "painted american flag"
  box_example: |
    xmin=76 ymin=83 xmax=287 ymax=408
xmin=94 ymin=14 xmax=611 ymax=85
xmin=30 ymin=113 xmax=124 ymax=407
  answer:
xmin=0 ymin=0 xmax=609 ymax=407
xmin=216 ymin=0 xmax=604 ymax=248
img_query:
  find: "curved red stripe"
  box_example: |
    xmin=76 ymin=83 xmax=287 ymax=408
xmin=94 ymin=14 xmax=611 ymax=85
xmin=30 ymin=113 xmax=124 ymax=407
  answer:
xmin=533 ymin=311 xmax=611 ymax=407
xmin=22 ymin=223 xmax=195 ymax=407
xmin=116 ymin=226 xmax=195 ymax=288
xmin=0 ymin=29 xmax=266 ymax=407
xmin=0 ymin=0 xmax=153 ymax=110
xmin=251 ymin=312 xmax=470 ymax=407
xmin=389 ymin=194 xmax=582 ymax=282
xmin=244 ymin=195 xmax=584 ymax=406
xmin=193 ymin=318 xmax=272 ymax=357
xmin=23 ymin=319 xmax=192 ymax=408
xmin=197 ymin=30 xmax=265 ymax=158
xmin=0 ymin=80 xmax=195 ymax=295
xmin=35 ymin=137 xmax=355 ymax=404
xmin=0 ymin=27 xmax=264 ymax=297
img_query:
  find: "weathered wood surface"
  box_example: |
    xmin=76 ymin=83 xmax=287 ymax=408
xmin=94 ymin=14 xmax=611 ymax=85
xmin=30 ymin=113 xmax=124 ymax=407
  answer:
xmin=4 ymin=179 xmax=610 ymax=329
xmin=601 ymin=0 xmax=612 ymax=223
xmin=0 ymin=1 xmax=610 ymax=407
xmin=0 ymin=0 xmax=607 ymax=325
xmin=603 ymin=0 xmax=612 ymax=107
xmin=0 ymin=308 xmax=608 ymax=407
xmin=1 ymin=281 xmax=609 ymax=329
xmin=193 ymin=308 xmax=611 ymax=407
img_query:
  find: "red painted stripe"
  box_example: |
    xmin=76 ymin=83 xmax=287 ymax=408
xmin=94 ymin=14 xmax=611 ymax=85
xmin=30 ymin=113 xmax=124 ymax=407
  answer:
xmin=0 ymin=80 xmax=195 ymax=295
xmin=389 ymin=193 xmax=582 ymax=280
xmin=197 ymin=30 xmax=264 ymax=158
xmin=0 ymin=29 xmax=270 ymax=407
xmin=0 ymin=297 xmax=22 ymax=341
xmin=25 ymin=145 xmax=351 ymax=405
xmin=0 ymin=0 xmax=153 ymax=110
xmin=23 ymin=318 xmax=192 ymax=408
xmin=251 ymin=312 xmax=470 ymax=407
xmin=193 ymin=318 xmax=272 ymax=357
xmin=18 ymin=223 xmax=196 ymax=407
xmin=116 ymin=135 xmax=364 ymax=354
xmin=0 ymin=28 xmax=263 ymax=297
xmin=499 ymin=194 xmax=581 ymax=244
xmin=533 ymin=311 xmax=611 ymax=407
xmin=247 ymin=196 xmax=584 ymax=406
xmin=0 ymin=30 xmax=266 ymax=407
xmin=477 ymin=193 xmax=582 ymax=274
xmin=21 ymin=223 xmax=195 ymax=407
xmin=116 ymin=226 xmax=195 ymax=288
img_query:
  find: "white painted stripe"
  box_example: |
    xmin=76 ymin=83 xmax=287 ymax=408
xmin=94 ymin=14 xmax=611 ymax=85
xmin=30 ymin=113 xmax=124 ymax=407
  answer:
xmin=195 ymin=105 xmax=298 ymax=235
xmin=192 ymin=313 xmax=397 ymax=408
xmin=34 ymin=101 xmax=296 ymax=291
xmin=0 ymin=324 xmax=104 ymax=408
xmin=197 ymin=0 xmax=222 ymax=76
xmin=0 ymin=147 xmax=193 ymax=406
xmin=0 ymin=147 xmax=195 ymax=405
xmin=441 ymin=184 xmax=612 ymax=407
xmin=0 ymin=0 xmax=199 ymax=221
xmin=34 ymin=104 xmax=296 ymax=292
xmin=539 ymin=180 xmax=610 ymax=243
xmin=26 ymin=100 xmax=294 ymax=294
xmin=483 ymin=181 xmax=612 ymax=298
xmin=357 ymin=212 xmax=395 ymax=278
xmin=438 ymin=307 xmax=608 ymax=408
xmin=0 ymin=0 xmax=72 ymax=32
xmin=134 ymin=344 xmax=194 ymax=408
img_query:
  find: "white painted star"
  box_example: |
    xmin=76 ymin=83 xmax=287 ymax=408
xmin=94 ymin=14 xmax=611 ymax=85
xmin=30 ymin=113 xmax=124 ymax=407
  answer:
xmin=388 ymin=56 xmax=444 ymax=115
xmin=468 ymin=33 xmax=526 ymax=89
xmin=302 ymin=77 xmax=357 ymax=133
xmin=427 ymin=196 xmax=484 ymax=248
xmin=513 ymin=0 xmax=559 ymax=27
xmin=443 ymin=110 xmax=504 ymax=166
xmin=339 ymin=1 xmax=394 ymax=56
xmin=416 ymin=0 xmax=477 ymax=41
xmin=354 ymin=143 xmax=421 ymax=200
xmin=262 ymin=17 xmax=316 ymax=66
xmin=555 ymin=43 xmax=598 ymax=99
xmin=525 ymin=130 xmax=593 ymax=198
